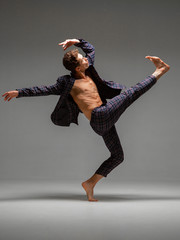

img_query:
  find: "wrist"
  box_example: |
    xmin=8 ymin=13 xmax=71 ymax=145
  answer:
xmin=74 ymin=39 xmax=83 ymax=46
xmin=73 ymin=39 xmax=80 ymax=43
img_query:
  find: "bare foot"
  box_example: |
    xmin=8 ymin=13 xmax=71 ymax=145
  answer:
xmin=145 ymin=56 xmax=170 ymax=80
xmin=82 ymin=181 xmax=98 ymax=202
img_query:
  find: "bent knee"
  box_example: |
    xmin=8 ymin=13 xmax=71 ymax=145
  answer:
xmin=113 ymin=152 xmax=124 ymax=165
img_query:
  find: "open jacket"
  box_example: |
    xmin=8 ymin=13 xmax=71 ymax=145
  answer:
xmin=16 ymin=39 xmax=126 ymax=126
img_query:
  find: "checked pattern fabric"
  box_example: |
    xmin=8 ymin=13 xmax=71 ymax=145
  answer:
xmin=90 ymin=75 xmax=157 ymax=177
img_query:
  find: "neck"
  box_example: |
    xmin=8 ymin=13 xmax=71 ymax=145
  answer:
xmin=73 ymin=70 xmax=86 ymax=80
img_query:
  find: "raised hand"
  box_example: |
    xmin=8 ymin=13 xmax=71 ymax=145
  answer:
xmin=2 ymin=91 xmax=19 ymax=101
xmin=58 ymin=39 xmax=80 ymax=50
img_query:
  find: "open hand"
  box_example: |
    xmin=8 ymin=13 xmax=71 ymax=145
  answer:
xmin=2 ymin=91 xmax=19 ymax=101
xmin=58 ymin=39 xmax=80 ymax=50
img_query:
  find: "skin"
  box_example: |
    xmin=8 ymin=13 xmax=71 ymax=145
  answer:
xmin=69 ymin=53 xmax=103 ymax=121
xmin=2 ymin=39 xmax=170 ymax=201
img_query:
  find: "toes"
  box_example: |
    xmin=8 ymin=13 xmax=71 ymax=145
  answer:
xmin=89 ymin=199 xmax=98 ymax=202
xmin=145 ymin=56 xmax=162 ymax=63
xmin=145 ymin=56 xmax=153 ymax=61
xmin=152 ymin=56 xmax=160 ymax=60
xmin=145 ymin=56 xmax=159 ymax=59
xmin=145 ymin=56 xmax=153 ymax=60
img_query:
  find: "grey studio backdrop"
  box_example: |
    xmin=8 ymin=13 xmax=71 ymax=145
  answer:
xmin=0 ymin=0 xmax=179 ymax=183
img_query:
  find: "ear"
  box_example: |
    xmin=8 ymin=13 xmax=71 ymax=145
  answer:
xmin=75 ymin=66 xmax=80 ymax=72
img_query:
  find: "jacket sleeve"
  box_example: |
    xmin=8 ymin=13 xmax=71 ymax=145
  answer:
xmin=16 ymin=76 xmax=66 ymax=98
xmin=74 ymin=39 xmax=95 ymax=66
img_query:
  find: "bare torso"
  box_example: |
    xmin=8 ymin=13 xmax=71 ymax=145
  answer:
xmin=70 ymin=75 xmax=103 ymax=121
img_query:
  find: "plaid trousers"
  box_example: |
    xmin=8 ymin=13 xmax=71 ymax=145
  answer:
xmin=90 ymin=75 xmax=157 ymax=177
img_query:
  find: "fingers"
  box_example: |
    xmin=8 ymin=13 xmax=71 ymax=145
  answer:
xmin=4 ymin=96 xmax=12 ymax=101
xmin=58 ymin=42 xmax=65 ymax=46
xmin=2 ymin=92 xmax=8 ymax=101
xmin=63 ymin=45 xmax=68 ymax=50
xmin=58 ymin=40 xmax=67 ymax=46
xmin=62 ymin=45 xmax=68 ymax=51
xmin=2 ymin=92 xmax=13 ymax=101
xmin=3 ymin=94 xmax=10 ymax=101
xmin=2 ymin=92 xmax=8 ymax=97
xmin=58 ymin=39 xmax=80 ymax=50
xmin=58 ymin=40 xmax=71 ymax=50
xmin=58 ymin=42 xmax=66 ymax=50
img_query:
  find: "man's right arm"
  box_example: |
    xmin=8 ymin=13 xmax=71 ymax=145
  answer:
xmin=2 ymin=76 xmax=66 ymax=101
xmin=16 ymin=80 xmax=65 ymax=98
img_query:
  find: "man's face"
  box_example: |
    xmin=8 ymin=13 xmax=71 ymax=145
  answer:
xmin=76 ymin=53 xmax=89 ymax=72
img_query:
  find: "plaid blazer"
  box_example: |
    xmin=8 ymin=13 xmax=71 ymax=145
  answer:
xmin=16 ymin=39 xmax=126 ymax=126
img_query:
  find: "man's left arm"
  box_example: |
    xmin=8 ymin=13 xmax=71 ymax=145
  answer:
xmin=59 ymin=38 xmax=95 ymax=66
xmin=74 ymin=39 xmax=95 ymax=66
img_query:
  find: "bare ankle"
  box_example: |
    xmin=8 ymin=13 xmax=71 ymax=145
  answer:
xmin=83 ymin=179 xmax=94 ymax=188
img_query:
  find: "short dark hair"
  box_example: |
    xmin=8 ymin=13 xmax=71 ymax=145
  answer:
xmin=63 ymin=49 xmax=80 ymax=72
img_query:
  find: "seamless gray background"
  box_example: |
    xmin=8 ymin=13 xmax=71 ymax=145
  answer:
xmin=0 ymin=0 xmax=180 ymax=183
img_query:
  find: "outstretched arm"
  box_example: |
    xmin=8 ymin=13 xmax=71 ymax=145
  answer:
xmin=59 ymin=38 xmax=95 ymax=66
xmin=2 ymin=76 xmax=66 ymax=101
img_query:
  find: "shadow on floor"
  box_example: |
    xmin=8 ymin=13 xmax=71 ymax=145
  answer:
xmin=0 ymin=193 xmax=180 ymax=202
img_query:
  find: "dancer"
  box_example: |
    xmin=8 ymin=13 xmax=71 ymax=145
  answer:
xmin=2 ymin=38 xmax=170 ymax=201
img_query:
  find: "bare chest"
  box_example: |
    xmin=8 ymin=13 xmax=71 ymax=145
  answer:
xmin=70 ymin=76 xmax=98 ymax=96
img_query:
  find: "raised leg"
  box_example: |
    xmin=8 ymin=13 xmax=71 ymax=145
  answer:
xmin=92 ymin=74 xmax=157 ymax=134
xmin=91 ymin=56 xmax=170 ymax=134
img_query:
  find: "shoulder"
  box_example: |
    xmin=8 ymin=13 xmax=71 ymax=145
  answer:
xmin=57 ymin=75 xmax=71 ymax=83
xmin=56 ymin=75 xmax=75 ymax=92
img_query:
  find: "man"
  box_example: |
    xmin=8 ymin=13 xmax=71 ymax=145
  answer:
xmin=2 ymin=38 xmax=170 ymax=201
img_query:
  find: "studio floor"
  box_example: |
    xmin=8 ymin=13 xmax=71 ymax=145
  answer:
xmin=0 ymin=180 xmax=180 ymax=240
